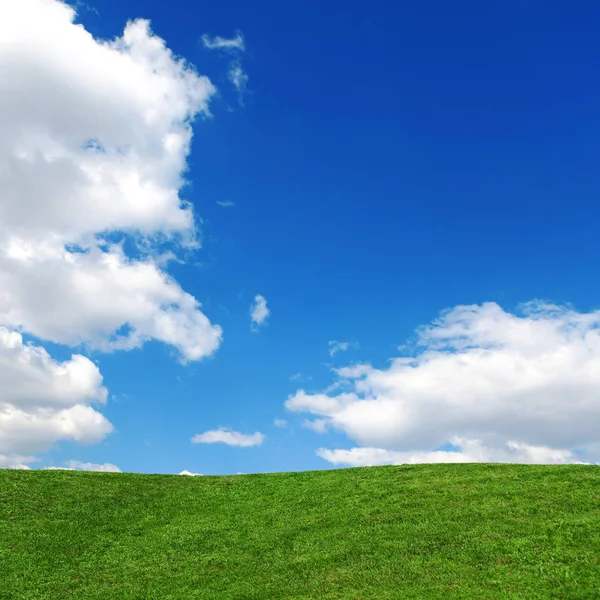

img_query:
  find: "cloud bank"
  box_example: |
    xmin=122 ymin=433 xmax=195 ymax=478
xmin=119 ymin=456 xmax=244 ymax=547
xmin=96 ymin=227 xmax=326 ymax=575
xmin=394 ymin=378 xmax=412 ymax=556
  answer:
xmin=0 ymin=0 xmax=221 ymax=467
xmin=287 ymin=302 xmax=600 ymax=466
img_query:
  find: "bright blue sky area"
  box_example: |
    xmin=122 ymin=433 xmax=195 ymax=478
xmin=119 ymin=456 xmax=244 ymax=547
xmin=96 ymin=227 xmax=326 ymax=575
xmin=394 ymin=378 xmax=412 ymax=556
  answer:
xmin=46 ymin=0 xmax=600 ymax=474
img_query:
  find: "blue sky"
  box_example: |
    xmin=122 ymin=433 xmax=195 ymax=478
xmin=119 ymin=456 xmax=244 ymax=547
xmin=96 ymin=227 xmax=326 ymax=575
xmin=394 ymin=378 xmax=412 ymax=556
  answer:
xmin=2 ymin=0 xmax=600 ymax=474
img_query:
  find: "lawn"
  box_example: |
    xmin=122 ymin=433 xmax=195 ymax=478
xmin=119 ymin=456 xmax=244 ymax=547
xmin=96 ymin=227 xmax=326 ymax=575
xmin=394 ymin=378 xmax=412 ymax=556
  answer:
xmin=1 ymin=464 xmax=599 ymax=599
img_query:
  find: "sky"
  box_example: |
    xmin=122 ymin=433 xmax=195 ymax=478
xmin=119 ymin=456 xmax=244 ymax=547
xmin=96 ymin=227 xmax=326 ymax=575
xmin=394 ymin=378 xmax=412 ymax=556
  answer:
xmin=1 ymin=0 xmax=600 ymax=475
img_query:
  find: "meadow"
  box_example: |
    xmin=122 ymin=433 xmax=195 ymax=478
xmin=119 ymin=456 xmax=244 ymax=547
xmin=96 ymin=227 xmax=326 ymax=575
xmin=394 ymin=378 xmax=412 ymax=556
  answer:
xmin=1 ymin=464 xmax=599 ymax=599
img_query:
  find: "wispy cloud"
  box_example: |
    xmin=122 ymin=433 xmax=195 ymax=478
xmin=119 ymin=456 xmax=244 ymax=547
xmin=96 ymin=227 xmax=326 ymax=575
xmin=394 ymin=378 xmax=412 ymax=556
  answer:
xmin=316 ymin=439 xmax=588 ymax=468
xmin=201 ymin=31 xmax=245 ymax=52
xmin=217 ymin=200 xmax=235 ymax=208
xmin=302 ymin=419 xmax=329 ymax=434
xmin=328 ymin=340 xmax=359 ymax=356
xmin=229 ymin=61 xmax=249 ymax=105
xmin=45 ymin=461 xmax=121 ymax=472
xmin=290 ymin=372 xmax=312 ymax=382
xmin=250 ymin=295 xmax=269 ymax=330
xmin=191 ymin=427 xmax=265 ymax=447
xmin=274 ymin=419 xmax=287 ymax=428
xmin=201 ymin=30 xmax=249 ymax=105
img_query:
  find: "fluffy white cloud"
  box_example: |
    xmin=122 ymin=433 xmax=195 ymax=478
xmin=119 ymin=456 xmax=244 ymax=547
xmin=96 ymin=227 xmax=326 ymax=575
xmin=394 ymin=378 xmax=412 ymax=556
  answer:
xmin=0 ymin=243 xmax=222 ymax=361
xmin=288 ymin=302 xmax=600 ymax=465
xmin=0 ymin=0 xmax=223 ymax=466
xmin=179 ymin=469 xmax=203 ymax=476
xmin=0 ymin=328 xmax=111 ymax=467
xmin=0 ymin=0 xmax=221 ymax=361
xmin=1 ymin=0 xmax=215 ymax=244
xmin=192 ymin=427 xmax=265 ymax=447
xmin=0 ymin=328 xmax=107 ymax=410
xmin=201 ymin=32 xmax=245 ymax=52
xmin=250 ymin=295 xmax=269 ymax=329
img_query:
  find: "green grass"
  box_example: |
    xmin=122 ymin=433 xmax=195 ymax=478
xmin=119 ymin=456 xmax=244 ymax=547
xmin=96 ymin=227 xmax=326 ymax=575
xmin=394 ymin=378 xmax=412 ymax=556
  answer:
xmin=1 ymin=464 xmax=599 ymax=599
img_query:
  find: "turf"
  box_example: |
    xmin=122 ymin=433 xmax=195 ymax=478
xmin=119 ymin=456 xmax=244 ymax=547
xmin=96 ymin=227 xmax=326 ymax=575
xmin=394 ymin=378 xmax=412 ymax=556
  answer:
xmin=1 ymin=464 xmax=599 ymax=599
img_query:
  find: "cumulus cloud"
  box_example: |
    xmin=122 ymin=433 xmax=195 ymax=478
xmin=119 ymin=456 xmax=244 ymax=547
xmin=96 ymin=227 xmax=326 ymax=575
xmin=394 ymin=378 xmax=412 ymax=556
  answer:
xmin=287 ymin=302 xmax=600 ymax=466
xmin=250 ymin=295 xmax=269 ymax=330
xmin=201 ymin=31 xmax=245 ymax=52
xmin=328 ymin=340 xmax=359 ymax=357
xmin=0 ymin=0 xmax=222 ymax=466
xmin=179 ymin=469 xmax=203 ymax=476
xmin=0 ymin=244 xmax=222 ymax=361
xmin=0 ymin=328 xmax=112 ymax=467
xmin=192 ymin=427 xmax=265 ymax=447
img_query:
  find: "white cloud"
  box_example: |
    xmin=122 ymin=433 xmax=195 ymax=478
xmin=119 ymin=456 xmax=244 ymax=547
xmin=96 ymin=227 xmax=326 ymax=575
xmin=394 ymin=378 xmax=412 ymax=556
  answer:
xmin=200 ymin=31 xmax=248 ymax=104
xmin=0 ymin=0 xmax=223 ymax=466
xmin=179 ymin=469 xmax=203 ymax=476
xmin=228 ymin=61 xmax=249 ymax=104
xmin=273 ymin=419 xmax=287 ymax=428
xmin=201 ymin=32 xmax=245 ymax=52
xmin=216 ymin=200 xmax=235 ymax=208
xmin=0 ymin=328 xmax=112 ymax=467
xmin=0 ymin=244 xmax=222 ymax=362
xmin=45 ymin=461 xmax=121 ymax=472
xmin=192 ymin=427 xmax=265 ymax=447
xmin=43 ymin=466 xmax=75 ymax=470
xmin=302 ymin=418 xmax=329 ymax=434
xmin=287 ymin=302 xmax=600 ymax=465
xmin=250 ymin=295 xmax=269 ymax=330
xmin=328 ymin=340 xmax=358 ymax=357
xmin=67 ymin=460 xmax=121 ymax=472
xmin=316 ymin=438 xmax=585 ymax=467
xmin=0 ymin=0 xmax=222 ymax=361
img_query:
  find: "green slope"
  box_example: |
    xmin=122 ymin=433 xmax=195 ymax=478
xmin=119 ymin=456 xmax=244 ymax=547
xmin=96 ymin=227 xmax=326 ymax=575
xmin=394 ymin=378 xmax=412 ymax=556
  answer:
xmin=1 ymin=464 xmax=599 ymax=599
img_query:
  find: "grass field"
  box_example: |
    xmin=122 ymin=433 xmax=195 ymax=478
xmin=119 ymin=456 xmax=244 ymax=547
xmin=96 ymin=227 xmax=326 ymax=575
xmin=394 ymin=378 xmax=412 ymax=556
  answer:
xmin=1 ymin=464 xmax=599 ymax=599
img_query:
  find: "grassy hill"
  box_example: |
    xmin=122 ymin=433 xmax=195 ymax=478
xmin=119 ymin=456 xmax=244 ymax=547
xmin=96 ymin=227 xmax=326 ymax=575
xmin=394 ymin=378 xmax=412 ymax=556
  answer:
xmin=1 ymin=464 xmax=599 ymax=599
